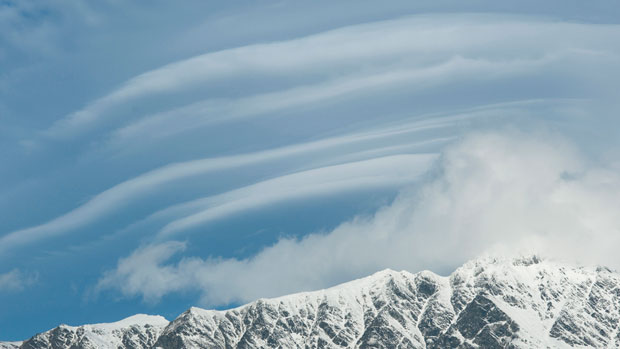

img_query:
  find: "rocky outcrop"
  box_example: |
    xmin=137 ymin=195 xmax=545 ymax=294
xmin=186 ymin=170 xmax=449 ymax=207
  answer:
xmin=18 ymin=315 xmax=168 ymax=349
xmin=8 ymin=255 xmax=620 ymax=348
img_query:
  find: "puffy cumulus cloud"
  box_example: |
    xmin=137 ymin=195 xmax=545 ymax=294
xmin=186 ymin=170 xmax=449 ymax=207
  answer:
xmin=96 ymin=241 xmax=188 ymax=303
xmin=99 ymin=131 xmax=620 ymax=306
xmin=0 ymin=269 xmax=37 ymax=292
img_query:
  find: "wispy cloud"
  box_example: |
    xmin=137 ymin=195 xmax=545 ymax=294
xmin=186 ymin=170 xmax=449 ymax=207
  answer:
xmin=0 ymin=1 xmax=97 ymax=59
xmin=1 ymin=111 xmax=474 ymax=255
xmin=39 ymin=14 xmax=620 ymax=141
xmin=4 ymin=2 xmax=620 ymax=342
xmin=105 ymin=55 xmax=557 ymax=150
xmin=157 ymin=154 xmax=436 ymax=237
xmin=98 ymin=132 xmax=620 ymax=305
xmin=0 ymin=269 xmax=37 ymax=292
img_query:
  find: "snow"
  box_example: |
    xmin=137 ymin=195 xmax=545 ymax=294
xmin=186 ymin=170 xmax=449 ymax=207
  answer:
xmin=20 ymin=313 xmax=169 ymax=349
xmin=18 ymin=254 xmax=620 ymax=348
xmin=83 ymin=314 xmax=169 ymax=330
xmin=173 ymin=255 xmax=619 ymax=347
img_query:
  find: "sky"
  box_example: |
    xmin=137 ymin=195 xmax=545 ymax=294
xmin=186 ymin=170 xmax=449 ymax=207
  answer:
xmin=1 ymin=0 xmax=620 ymax=341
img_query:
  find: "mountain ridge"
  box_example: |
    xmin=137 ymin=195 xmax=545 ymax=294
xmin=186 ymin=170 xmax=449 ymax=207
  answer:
xmin=5 ymin=255 xmax=620 ymax=348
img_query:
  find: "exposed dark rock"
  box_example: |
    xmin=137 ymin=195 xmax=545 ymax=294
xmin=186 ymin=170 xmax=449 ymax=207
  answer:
xmin=8 ymin=256 xmax=620 ymax=348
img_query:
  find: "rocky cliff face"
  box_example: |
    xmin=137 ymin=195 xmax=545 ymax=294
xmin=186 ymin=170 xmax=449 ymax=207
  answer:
xmin=6 ymin=256 xmax=620 ymax=348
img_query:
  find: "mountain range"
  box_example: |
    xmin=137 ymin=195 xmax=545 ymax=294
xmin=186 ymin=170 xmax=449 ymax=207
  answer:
xmin=3 ymin=255 xmax=620 ymax=348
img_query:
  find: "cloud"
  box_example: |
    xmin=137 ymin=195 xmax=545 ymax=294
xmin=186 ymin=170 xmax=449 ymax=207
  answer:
xmin=40 ymin=14 xmax=620 ymax=140
xmin=156 ymin=154 xmax=436 ymax=237
xmin=0 ymin=112 xmax=465 ymax=255
xmin=98 ymin=132 xmax=620 ymax=306
xmin=3 ymin=2 xmax=620 ymax=342
xmin=0 ymin=269 xmax=37 ymax=292
xmin=96 ymin=241 xmax=187 ymax=303
xmin=106 ymin=55 xmax=553 ymax=148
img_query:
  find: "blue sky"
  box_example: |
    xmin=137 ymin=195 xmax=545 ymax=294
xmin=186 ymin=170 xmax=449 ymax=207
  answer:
xmin=1 ymin=0 xmax=620 ymax=341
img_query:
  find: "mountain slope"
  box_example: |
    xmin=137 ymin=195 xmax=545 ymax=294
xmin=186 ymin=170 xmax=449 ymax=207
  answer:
xmin=0 ymin=342 xmax=22 ymax=349
xmin=155 ymin=256 xmax=620 ymax=348
xmin=19 ymin=315 xmax=168 ymax=349
xmin=7 ymin=255 xmax=620 ymax=348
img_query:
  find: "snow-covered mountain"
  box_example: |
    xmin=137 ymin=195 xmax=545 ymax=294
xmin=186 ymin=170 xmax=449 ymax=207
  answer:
xmin=6 ymin=255 xmax=620 ymax=348
xmin=18 ymin=315 xmax=168 ymax=349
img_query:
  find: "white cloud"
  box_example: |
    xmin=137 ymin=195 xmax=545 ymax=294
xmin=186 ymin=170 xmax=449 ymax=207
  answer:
xmin=157 ymin=154 xmax=436 ymax=237
xmin=106 ymin=55 xmax=553 ymax=148
xmin=40 ymin=14 xmax=620 ymax=140
xmin=0 ymin=112 xmax=465 ymax=254
xmin=97 ymin=241 xmax=188 ymax=303
xmin=0 ymin=269 xmax=36 ymax=292
xmin=98 ymin=132 xmax=620 ymax=306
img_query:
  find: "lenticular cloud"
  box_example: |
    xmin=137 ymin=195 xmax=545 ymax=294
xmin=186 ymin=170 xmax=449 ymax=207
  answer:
xmin=99 ymin=131 xmax=620 ymax=306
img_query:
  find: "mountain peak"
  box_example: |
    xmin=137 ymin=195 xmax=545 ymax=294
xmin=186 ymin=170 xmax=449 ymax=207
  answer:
xmin=8 ymin=255 xmax=620 ymax=348
xmin=18 ymin=313 xmax=168 ymax=349
xmin=89 ymin=314 xmax=169 ymax=330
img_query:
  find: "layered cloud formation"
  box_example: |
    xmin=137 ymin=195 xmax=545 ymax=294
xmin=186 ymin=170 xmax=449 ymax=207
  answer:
xmin=98 ymin=132 xmax=620 ymax=305
xmin=41 ymin=14 xmax=620 ymax=143
xmin=4 ymin=14 xmax=619 ymax=254
xmin=1 ymin=2 xmax=620 ymax=340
